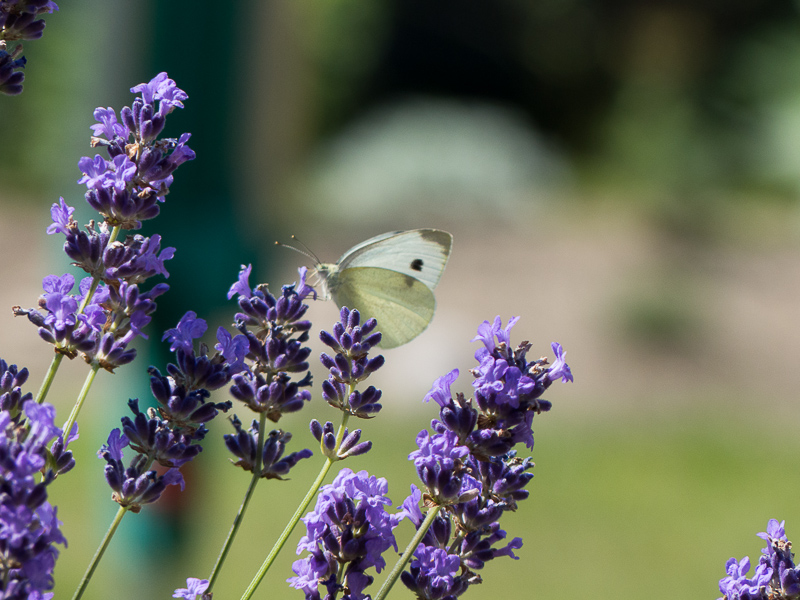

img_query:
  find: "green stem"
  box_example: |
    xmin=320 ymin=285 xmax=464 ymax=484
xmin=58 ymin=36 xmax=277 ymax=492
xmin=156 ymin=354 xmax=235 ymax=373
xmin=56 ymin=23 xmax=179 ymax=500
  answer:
xmin=107 ymin=224 xmax=121 ymax=245
xmin=34 ymin=352 xmax=63 ymax=405
xmin=61 ymin=363 xmax=99 ymax=439
xmin=239 ymin=411 xmax=351 ymax=600
xmin=374 ymin=505 xmax=443 ymax=600
xmin=207 ymin=412 xmax=270 ymax=591
xmin=70 ymin=505 xmax=128 ymax=600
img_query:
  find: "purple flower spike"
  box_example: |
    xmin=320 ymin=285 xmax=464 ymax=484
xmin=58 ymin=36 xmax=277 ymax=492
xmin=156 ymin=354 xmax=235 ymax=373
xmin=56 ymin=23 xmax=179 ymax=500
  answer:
xmin=224 ymin=416 xmax=312 ymax=479
xmin=289 ymin=468 xmax=410 ymax=598
xmin=319 ymin=307 xmax=385 ymax=418
xmin=225 ymin=267 xmax=315 ymax=423
xmin=98 ymin=427 xmax=185 ymax=511
xmin=398 ymin=316 xmax=572 ymax=599
xmin=76 ymin=71 xmax=194 ymax=228
xmin=17 ymin=75 xmax=194 ymax=373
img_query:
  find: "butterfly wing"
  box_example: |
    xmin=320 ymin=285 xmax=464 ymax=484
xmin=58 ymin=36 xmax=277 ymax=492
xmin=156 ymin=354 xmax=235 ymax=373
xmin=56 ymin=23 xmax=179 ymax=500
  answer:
xmin=337 ymin=229 xmax=453 ymax=292
xmin=330 ymin=266 xmax=436 ymax=349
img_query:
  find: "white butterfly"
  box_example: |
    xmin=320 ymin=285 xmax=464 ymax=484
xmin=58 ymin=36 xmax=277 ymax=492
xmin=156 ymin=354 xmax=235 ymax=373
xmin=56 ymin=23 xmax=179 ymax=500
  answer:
xmin=314 ymin=229 xmax=453 ymax=349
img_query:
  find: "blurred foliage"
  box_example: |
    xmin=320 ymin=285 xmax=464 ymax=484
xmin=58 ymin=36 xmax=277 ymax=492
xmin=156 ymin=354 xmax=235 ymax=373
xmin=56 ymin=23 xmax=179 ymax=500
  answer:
xmin=5 ymin=0 xmax=800 ymax=214
xmin=620 ymin=284 xmax=703 ymax=350
xmin=290 ymin=0 xmax=800 ymax=205
xmin=295 ymin=0 xmax=391 ymax=133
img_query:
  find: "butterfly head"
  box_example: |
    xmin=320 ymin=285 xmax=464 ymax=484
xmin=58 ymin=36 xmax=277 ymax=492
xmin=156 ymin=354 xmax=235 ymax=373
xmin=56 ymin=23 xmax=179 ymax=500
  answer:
xmin=311 ymin=262 xmax=338 ymax=301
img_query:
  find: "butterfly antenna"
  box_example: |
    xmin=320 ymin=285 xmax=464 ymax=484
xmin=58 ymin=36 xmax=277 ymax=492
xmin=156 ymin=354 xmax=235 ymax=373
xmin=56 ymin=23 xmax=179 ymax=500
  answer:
xmin=275 ymin=235 xmax=320 ymax=264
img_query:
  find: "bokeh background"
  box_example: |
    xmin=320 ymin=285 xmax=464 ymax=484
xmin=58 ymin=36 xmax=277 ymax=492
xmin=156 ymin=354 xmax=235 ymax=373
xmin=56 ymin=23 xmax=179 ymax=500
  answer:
xmin=3 ymin=0 xmax=800 ymax=598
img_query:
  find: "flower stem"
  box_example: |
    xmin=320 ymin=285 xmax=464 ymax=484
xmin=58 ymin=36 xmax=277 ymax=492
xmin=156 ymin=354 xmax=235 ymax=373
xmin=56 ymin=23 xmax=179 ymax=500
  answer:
xmin=374 ymin=505 xmax=443 ymax=600
xmin=206 ymin=412 xmax=269 ymax=591
xmin=34 ymin=352 xmax=64 ymax=404
xmin=61 ymin=363 xmax=100 ymax=438
xmin=239 ymin=411 xmax=351 ymax=600
xmin=70 ymin=504 xmax=128 ymax=600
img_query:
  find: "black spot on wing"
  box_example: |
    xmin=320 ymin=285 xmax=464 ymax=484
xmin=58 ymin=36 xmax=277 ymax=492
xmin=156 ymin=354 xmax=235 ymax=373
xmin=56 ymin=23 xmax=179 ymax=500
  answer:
xmin=410 ymin=258 xmax=424 ymax=272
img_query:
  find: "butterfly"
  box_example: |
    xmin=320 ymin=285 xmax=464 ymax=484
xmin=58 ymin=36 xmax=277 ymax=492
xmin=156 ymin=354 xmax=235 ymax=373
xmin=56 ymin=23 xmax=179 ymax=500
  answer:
xmin=312 ymin=229 xmax=453 ymax=349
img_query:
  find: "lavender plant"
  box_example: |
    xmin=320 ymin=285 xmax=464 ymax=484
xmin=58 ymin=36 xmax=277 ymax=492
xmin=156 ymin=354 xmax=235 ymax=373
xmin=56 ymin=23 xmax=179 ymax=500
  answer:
xmin=1 ymin=57 xmax=576 ymax=600
xmin=3 ymin=70 xmax=197 ymax=598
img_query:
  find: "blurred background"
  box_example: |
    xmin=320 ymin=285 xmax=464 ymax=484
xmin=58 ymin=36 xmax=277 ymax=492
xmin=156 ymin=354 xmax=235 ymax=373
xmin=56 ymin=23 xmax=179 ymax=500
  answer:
xmin=3 ymin=0 xmax=800 ymax=598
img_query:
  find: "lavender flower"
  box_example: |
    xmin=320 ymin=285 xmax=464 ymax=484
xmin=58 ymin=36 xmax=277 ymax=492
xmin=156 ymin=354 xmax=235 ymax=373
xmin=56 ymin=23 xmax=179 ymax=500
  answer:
xmin=222 ymin=266 xmax=318 ymax=479
xmin=15 ymin=274 xmax=102 ymax=359
xmin=98 ymin=428 xmax=184 ymax=511
xmin=719 ymin=519 xmax=800 ymax=600
xmin=224 ymin=416 xmax=312 ymax=480
xmin=0 ymin=397 xmax=67 ymax=598
xmin=309 ymin=419 xmax=372 ymax=460
xmin=402 ymin=317 xmax=572 ymax=599
xmin=99 ymin=312 xmax=240 ymax=509
xmin=227 ymin=265 xmax=314 ymax=421
xmin=319 ymin=307 xmax=385 ymax=417
xmin=409 ymin=429 xmax=471 ymax=505
xmin=288 ymin=468 xmax=413 ymax=599
xmin=0 ymin=1 xmax=59 ymax=95
xmin=82 ymin=73 xmax=194 ymax=229
xmin=15 ymin=81 xmax=189 ymax=370
xmin=15 ymin=271 xmax=169 ymax=371
xmin=150 ymin=312 xmax=238 ymax=426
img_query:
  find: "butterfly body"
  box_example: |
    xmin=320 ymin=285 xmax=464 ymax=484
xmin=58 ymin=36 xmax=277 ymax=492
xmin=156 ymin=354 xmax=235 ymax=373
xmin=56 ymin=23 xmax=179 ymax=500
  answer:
xmin=314 ymin=229 xmax=453 ymax=349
